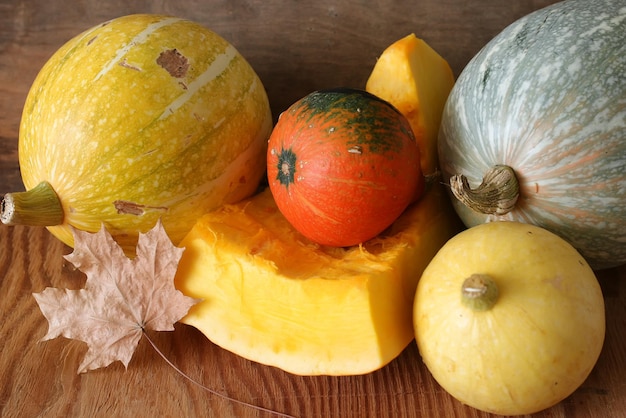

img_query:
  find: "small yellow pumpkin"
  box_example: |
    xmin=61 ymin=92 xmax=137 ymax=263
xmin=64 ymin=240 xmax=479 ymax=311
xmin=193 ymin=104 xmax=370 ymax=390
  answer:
xmin=414 ymin=221 xmax=605 ymax=415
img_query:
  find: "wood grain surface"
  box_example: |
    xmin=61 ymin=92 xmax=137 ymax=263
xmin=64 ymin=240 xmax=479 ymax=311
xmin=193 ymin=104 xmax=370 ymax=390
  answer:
xmin=1 ymin=1 xmax=625 ymax=417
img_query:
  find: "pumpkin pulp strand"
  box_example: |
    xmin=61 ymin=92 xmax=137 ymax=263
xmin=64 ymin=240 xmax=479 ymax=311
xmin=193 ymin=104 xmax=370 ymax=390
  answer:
xmin=1 ymin=181 xmax=64 ymax=226
xmin=450 ymin=165 xmax=519 ymax=216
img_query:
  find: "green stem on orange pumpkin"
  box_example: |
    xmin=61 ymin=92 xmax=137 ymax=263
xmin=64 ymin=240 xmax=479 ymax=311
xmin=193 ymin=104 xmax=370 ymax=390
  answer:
xmin=1 ymin=181 xmax=64 ymax=226
xmin=461 ymin=274 xmax=499 ymax=311
xmin=449 ymin=165 xmax=519 ymax=216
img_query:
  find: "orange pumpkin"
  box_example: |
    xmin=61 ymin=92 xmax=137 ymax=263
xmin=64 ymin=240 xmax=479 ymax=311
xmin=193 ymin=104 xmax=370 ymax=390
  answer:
xmin=267 ymin=88 xmax=424 ymax=247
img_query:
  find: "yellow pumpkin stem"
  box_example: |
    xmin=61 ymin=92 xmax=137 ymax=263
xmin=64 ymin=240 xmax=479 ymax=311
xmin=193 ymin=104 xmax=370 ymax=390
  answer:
xmin=461 ymin=273 xmax=499 ymax=311
xmin=449 ymin=165 xmax=519 ymax=215
xmin=1 ymin=181 xmax=64 ymax=226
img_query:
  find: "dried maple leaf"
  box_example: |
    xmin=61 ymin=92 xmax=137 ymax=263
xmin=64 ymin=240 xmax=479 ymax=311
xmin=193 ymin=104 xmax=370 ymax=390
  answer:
xmin=33 ymin=220 xmax=198 ymax=373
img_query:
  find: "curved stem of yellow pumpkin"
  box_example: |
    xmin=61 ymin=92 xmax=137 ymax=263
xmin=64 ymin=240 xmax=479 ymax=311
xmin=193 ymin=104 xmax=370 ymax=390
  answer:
xmin=1 ymin=181 xmax=64 ymax=226
xmin=449 ymin=165 xmax=519 ymax=216
xmin=461 ymin=274 xmax=499 ymax=312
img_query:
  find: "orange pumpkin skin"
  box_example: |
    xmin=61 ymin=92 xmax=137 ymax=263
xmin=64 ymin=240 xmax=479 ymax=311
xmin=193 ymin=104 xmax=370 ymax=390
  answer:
xmin=267 ymin=88 xmax=424 ymax=247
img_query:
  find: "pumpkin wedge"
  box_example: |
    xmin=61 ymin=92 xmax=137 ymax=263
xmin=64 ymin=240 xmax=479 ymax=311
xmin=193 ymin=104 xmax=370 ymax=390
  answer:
xmin=174 ymin=183 xmax=461 ymax=375
xmin=366 ymin=34 xmax=455 ymax=176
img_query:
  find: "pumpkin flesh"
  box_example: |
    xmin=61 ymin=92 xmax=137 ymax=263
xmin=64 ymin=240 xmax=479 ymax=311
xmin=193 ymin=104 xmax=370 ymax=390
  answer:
xmin=12 ymin=14 xmax=272 ymax=253
xmin=175 ymin=183 xmax=460 ymax=376
xmin=366 ymin=33 xmax=455 ymax=176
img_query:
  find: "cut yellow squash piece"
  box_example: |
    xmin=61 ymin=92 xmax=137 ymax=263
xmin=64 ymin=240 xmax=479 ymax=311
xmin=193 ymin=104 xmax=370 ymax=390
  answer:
xmin=174 ymin=184 xmax=460 ymax=375
xmin=366 ymin=34 xmax=455 ymax=176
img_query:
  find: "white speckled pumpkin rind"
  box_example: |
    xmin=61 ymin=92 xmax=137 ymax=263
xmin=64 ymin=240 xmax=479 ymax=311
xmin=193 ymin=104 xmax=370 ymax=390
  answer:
xmin=18 ymin=14 xmax=272 ymax=252
xmin=438 ymin=0 xmax=626 ymax=269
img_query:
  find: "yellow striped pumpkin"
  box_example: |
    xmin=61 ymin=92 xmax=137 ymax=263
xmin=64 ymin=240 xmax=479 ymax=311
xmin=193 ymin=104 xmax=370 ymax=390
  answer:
xmin=3 ymin=14 xmax=272 ymax=253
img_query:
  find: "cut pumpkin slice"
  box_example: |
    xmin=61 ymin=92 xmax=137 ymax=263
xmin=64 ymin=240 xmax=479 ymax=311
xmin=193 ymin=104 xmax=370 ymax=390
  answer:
xmin=366 ymin=33 xmax=455 ymax=176
xmin=174 ymin=184 xmax=460 ymax=375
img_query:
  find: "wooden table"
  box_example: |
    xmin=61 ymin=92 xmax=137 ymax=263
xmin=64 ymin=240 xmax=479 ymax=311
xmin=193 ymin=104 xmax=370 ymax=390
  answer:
xmin=1 ymin=1 xmax=625 ymax=417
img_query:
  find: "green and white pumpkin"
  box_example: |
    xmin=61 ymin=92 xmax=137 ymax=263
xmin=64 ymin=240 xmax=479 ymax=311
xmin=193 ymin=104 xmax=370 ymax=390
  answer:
xmin=1 ymin=14 xmax=272 ymax=254
xmin=438 ymin=0 xmax=626 ymax=269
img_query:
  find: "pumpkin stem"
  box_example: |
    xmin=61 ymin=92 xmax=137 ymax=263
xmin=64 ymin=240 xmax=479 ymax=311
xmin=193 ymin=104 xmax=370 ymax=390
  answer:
xmin=461 ymin=274 xmax=499 ymax=311
xmin=449 ymin=165 xmax=519 ymax=215
xmin=1 ymin=181 xmax=64 ymax=226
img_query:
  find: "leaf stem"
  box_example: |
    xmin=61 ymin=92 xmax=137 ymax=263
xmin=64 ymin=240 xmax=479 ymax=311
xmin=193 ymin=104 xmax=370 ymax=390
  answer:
xmin=142 ymin=331 xmax=296 ymax=418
